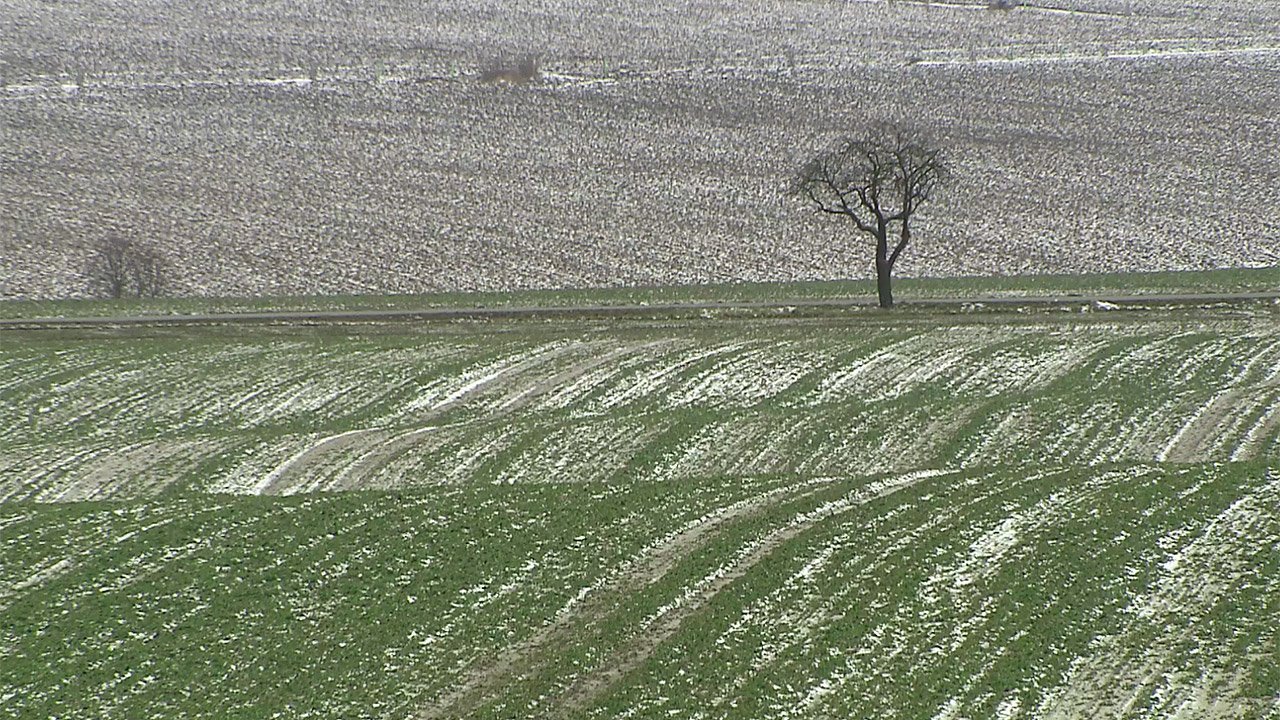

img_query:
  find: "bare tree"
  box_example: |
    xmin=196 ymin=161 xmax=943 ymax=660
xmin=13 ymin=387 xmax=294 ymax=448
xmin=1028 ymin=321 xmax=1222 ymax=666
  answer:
xmin=793 ymin=123 xmax=949 ymax=308
xmin=86 ymin=235 xmax=169 ymax=299
xmin=130 ymin=243 xmax=169 ymax=298
xmin=87 ymin=235 xmax=134 ymax=299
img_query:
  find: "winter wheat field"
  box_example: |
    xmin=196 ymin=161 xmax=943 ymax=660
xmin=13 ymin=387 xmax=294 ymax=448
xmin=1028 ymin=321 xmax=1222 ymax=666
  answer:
xmin=2 ymin=0 xmax=1280 ymax=298
xmin=4 ymin=0 xmax=1280 ymax=717
xmin=3 ymin=294 xmax=1280 ymax=719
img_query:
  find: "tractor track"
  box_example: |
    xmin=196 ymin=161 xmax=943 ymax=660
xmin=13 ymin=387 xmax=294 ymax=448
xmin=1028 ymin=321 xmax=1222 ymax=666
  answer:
xmin=415 ymin=478 xmax=837 ymax=720
xmin=417 ymin=470 xmax=951 ymax=720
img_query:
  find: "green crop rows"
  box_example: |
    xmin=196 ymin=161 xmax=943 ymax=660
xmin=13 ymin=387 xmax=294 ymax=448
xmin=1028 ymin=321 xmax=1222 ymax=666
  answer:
xmin=4 ymin=311 xmax=1280 ymax=501
xmin=2 ymin=300 xmax=1279 ymax=718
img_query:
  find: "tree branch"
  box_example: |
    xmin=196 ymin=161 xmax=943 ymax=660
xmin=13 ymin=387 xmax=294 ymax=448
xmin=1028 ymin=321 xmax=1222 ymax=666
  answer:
xmin=793 ymin=124 xmax=948 ymax=272
xmin=888 ymin=222 xmax=911 ymax=269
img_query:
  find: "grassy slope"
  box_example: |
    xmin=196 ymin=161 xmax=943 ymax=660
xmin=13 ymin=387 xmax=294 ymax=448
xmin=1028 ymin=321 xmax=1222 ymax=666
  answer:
xmin=3 ymin=291 xmax=1280 ymax=718
xmin=2 ymin=465 xmax=1276 ymax=719
xmin=0 ymin=477 xmax=797 ymax=719
xmin=4 ymin=306 xmax=1280 ymax=501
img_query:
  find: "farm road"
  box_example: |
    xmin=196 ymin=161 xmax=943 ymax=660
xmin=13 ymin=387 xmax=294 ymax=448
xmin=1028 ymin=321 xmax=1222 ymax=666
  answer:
xmin=1158 ymin=383 xmax=1280 ymax=464
xmin=551 ymin=470 xmax=953 ymax=717
xmin=4 ymin=291 xmax=1278 ymax=330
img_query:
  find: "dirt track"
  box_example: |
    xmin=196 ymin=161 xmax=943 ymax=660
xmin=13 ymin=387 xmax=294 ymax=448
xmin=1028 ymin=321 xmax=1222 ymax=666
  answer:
xmin=2 ymin=292 xmax=1277 ymax=330
xmin=414 ymin=479 xmax=834 ymax=719
xmin=417 ymin=470 xmax=951 ymax=719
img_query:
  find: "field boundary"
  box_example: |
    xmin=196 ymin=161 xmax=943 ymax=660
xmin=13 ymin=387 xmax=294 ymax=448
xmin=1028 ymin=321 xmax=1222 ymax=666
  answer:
xmin=2 ymin=291 xmax=1277 ymax=330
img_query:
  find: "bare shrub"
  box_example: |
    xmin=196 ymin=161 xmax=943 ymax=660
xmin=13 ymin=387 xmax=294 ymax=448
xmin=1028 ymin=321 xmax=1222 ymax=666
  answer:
xmin=130 ymin=243 xmax=169 ymax=297
xmin=87 ymin=235 xmax=133 ymax=299
xmin=478 ymin=56 xmax=540 ymax=85
xmin=86 ymin=236 xmax=170 ymax=298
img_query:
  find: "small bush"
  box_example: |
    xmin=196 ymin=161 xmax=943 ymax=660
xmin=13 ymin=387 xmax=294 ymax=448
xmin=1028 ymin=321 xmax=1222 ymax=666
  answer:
xmin=86 ymin=235 xmax=170 ymax=298
xmin=478 ymin=57 xmax=540 ymax=85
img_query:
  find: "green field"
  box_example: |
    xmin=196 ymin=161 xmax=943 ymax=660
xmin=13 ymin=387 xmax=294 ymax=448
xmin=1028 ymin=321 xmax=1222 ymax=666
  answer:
xmin=2 ymin=286 xmax=1279 ymax=718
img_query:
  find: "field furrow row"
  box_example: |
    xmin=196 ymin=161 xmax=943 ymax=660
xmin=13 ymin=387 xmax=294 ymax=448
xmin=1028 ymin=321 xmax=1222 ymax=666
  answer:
xmin=5 ymin=319 xmax=1280 ymax=500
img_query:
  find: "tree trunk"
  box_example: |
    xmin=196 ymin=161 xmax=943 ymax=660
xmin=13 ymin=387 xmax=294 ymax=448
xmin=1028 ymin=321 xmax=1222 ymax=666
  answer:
xmin=875 ymin=230 xmax=893 ymax=308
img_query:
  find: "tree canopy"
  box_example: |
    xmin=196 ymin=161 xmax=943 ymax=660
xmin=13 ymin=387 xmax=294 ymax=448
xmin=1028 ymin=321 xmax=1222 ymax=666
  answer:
xmin=794 ymin=123 xmax=948 ymax=308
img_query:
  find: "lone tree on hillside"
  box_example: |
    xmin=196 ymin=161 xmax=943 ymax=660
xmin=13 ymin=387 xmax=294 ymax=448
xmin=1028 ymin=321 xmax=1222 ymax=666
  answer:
xmin=793 ymin=123 xmax=949 ymax=308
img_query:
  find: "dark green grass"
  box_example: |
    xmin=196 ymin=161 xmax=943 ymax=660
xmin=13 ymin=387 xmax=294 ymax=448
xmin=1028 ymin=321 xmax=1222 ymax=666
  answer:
xmin=4 ymin=463 xmax=1276 ymax=719
xmin=0 ymin=476 xmax=797 ymax=720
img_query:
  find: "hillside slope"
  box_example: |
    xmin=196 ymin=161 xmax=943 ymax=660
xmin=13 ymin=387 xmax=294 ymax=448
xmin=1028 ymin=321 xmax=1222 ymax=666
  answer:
xmin=3 ymin=0 xmax=1278 ymax=298
xmin=2 ymin=303 xmax=1278 ymax=718
xmin=3 ymin=312 xmax=1280 ymax=501
xmin=2 ymin=464 xmax=1276 ymax=719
